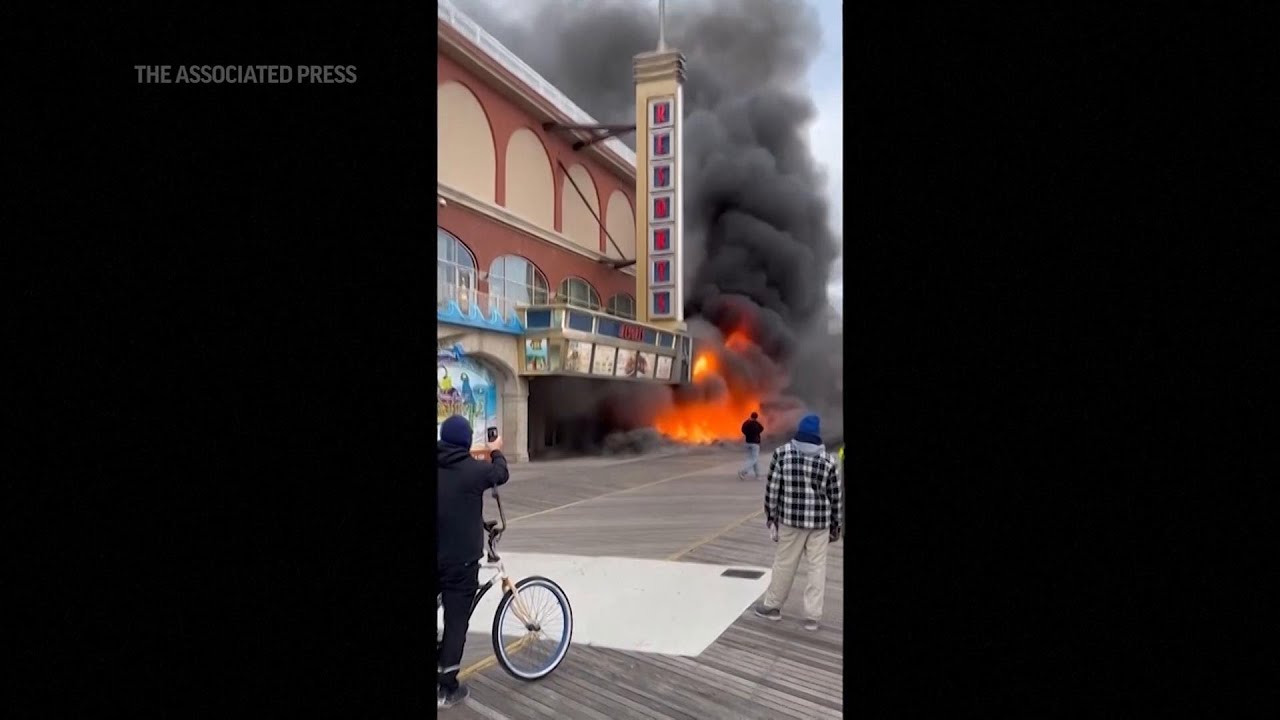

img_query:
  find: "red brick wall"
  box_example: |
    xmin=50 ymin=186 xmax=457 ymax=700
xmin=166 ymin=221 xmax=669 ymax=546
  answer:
xmin=437 ymin=50 xmax=635 ymax=254
xmin=440 ymin=202 xmax=636 ymax=304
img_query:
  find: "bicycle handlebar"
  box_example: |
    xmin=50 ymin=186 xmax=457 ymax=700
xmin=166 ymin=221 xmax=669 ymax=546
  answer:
xmin=485 ymin=482 xmax=506 ymax=560
xmin=492 ymin=485 xmax=507 ymax=529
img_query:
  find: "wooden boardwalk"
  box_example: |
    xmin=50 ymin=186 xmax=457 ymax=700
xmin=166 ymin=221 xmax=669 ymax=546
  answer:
xmin=445 ymin=446 xmax=845 ymax=719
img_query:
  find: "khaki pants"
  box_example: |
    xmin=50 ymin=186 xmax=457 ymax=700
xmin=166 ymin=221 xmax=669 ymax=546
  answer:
xmin=763 ymin=524 xmax=829 ymax=621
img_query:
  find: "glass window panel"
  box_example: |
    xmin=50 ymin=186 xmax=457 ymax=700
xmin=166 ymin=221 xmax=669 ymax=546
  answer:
xmin=489 ymin=255 xmax=548 ymax=311
xmin=438 ymin=229 xmax=478 ymax=313
xmin=609 ymin=293 xmax=636 ymax=319
xmin=567 ymin=311 xmax=595 ymax=332
xmin=597 ymin=318 xmax=620 ymax=337
xmin=558 ymin=277 xmax=600 ymax=310
xmin=525 ymin=310 xmax=552 ymax=328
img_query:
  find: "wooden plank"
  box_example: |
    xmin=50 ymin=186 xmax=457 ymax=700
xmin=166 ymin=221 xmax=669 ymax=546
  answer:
xmin=444 ymin=447 xmax=844 ymax=718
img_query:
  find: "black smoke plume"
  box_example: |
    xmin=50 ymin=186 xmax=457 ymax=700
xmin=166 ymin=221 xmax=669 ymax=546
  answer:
xmin=454 ymin=0 xmax=842 ymax=447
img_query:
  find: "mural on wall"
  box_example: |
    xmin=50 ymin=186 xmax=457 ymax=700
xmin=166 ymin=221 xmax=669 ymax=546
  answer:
xmin=437 ymin=346 xmax=500 ymax=446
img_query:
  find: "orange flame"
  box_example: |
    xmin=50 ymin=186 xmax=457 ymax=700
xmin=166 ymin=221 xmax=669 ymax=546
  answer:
xmin=692 ymin=353 xmax=713 ymax=381
xmin=654 ymin=330 xmax=762 ymax=444
xmin=724 ymin=329 xmax=752 ymax=352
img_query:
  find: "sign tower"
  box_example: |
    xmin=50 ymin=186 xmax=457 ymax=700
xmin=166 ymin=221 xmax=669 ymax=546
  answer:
xmin=633 ymin=0 xmax=686 ymax=329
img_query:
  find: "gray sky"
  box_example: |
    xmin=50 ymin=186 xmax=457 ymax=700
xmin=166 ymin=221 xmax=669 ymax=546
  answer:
xmin=804 ymin=0 xmax=844 ymax=313
xmin=453 ymin=0 xmax=842 ymax=311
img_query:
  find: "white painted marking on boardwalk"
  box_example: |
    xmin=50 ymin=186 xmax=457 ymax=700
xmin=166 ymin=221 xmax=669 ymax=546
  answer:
xmin=462 ymin=552 xmax=770 ymax=657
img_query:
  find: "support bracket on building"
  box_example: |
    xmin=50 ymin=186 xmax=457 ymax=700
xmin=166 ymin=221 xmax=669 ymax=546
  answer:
xmin=542 ymin=121 xmax=636 ymax=151
xmin=600 ymin=258 xmax=637 ymax=269
xmin=556 ymin=158 xmax=635 ymax=268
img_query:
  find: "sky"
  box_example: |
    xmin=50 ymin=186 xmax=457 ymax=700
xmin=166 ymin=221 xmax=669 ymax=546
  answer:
xmin=451 ymin=0 xmax=843 ymax=311
xmin=805 ymin=0 xmax=844 ymax=313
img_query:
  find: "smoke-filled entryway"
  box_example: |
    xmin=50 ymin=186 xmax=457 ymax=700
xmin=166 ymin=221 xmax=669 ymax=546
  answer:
xmin=527 ymin=377 xmax=678 ymax=459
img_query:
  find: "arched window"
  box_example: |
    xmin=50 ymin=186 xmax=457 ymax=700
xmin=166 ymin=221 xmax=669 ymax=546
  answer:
xmin=556 ymin=277 xmax=601 ymax=311
xmin=488 ymin=255 xmax=549 ymax=315
xmin=437 ymin=228 xmax=476 ymax=312
xmin=606 ymin=293 xmax=636 ymax=320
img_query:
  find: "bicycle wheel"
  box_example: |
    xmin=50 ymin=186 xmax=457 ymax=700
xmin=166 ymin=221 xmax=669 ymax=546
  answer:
xmin=492 ymin=576 xmax=573 ymax=681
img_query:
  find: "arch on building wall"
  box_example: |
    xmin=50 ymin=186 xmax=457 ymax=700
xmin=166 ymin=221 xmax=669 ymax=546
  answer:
xmin=437 ymin=81 xmax=496 ymax=202
xmin=557 ymin=276 xmax=602 ymax=311
xmin=560 ymin=163 xmax=601 ymax=254
xmin=503 ymin=128 xmax=555 ymax=231
xmin=604 ymin=190 xmax=636 ymax=261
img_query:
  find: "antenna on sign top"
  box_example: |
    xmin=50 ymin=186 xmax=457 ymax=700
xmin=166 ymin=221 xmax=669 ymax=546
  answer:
xmin=657 ymin=0 xmax=668 ymax=51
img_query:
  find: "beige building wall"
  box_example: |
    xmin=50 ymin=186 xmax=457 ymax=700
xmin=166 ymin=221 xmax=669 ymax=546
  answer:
xmin=437 ymin=81 xmax=496 ymax=203
xmin=560 ymin=163 xmax=601 ymax=254
xmin=604 ymin=191 xmax=636 ymax=261
xmin=503 ymin=128 xmax=555 ymax=231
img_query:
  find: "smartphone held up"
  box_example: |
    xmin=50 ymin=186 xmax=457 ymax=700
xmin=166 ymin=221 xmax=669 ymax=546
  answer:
xmin=471 ymin=427 xmax=501 ymax=460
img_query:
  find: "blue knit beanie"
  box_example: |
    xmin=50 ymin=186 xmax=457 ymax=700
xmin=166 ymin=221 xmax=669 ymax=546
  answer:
xmin=440 ymin=415 xmax=473 ymax=448
xmin=794 ymin=414 xmax=822 ymax=445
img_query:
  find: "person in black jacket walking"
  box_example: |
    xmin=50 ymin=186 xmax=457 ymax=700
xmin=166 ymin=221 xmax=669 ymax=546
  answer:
xmin=437 ymin=414 xmax=509 ymax=710
xmin=738 ymin=412 xmax=765 ymax=480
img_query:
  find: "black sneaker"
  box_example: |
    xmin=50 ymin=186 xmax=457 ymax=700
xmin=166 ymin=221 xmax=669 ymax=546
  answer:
xmin=754 ymin=604 xmax=781 ymax=621
xmin=439 ymin=684 xmax=470 ymax=709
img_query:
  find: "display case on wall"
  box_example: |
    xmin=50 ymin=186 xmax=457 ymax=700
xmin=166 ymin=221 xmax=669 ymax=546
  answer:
xmin=517 ymin=304 xmax=691 ymax=384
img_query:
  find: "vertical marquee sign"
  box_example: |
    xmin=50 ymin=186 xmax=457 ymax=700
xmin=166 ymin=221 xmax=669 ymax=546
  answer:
xmin=633 ymin=45 xmax=686 ymax=326
xmin=647 ymin=95 xmax=678 ymax=321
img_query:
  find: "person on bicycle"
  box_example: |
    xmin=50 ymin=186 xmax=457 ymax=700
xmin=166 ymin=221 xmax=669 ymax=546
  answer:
xmin=437 ymin=414 xmax=509 ymax=709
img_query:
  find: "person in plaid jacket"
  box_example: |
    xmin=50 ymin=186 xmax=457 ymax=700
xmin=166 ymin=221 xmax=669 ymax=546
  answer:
xmin=754 ymin=413 xmax=843 ymax=631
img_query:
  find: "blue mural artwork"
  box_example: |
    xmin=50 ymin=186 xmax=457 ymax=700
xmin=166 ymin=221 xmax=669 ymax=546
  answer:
xmin=437 ymin=346 xmax=500 ymax=446
xmin=437 ymin=300 xmax=525 ymax=335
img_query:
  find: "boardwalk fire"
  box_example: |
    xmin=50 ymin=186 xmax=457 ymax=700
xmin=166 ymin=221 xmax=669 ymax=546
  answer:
xmin=654 ymin=329 xmax=766 ymax=444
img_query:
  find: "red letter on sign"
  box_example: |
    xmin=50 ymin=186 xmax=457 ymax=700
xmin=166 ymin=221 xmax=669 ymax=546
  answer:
xmin=653 ymin=133 xmax=669 ymax=156
xmin=655 ymin=292 xmax=669 ymax=314
xmin=653 ymin=228 xmax=670 ymax=251
xmin=655 ymin=261 xmax=669 ymax=283
xmin=654 ymin=166 xmax=669 ymax=187
xmin=654 ymin=102 xmax=669 ymax=124
xmin=654 ymin=197 xmax=669 ymax=219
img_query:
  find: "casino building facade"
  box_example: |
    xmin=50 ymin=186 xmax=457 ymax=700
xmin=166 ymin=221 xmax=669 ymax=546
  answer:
xmin=437 ymin=1 xmax=693 ymax=460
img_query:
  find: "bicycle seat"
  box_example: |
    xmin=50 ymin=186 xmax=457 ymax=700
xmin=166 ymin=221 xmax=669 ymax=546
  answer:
xmin=483 ymin=520 xmax=499 ymax=532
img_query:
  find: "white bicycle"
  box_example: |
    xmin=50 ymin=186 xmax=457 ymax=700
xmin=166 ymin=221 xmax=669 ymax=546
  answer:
xmin=436 ymin=481 xmax=573 ymax=680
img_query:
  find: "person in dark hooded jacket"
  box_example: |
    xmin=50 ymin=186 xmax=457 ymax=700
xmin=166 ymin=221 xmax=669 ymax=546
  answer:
xmin=437 ymin=414 xmax=509 ymax=709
